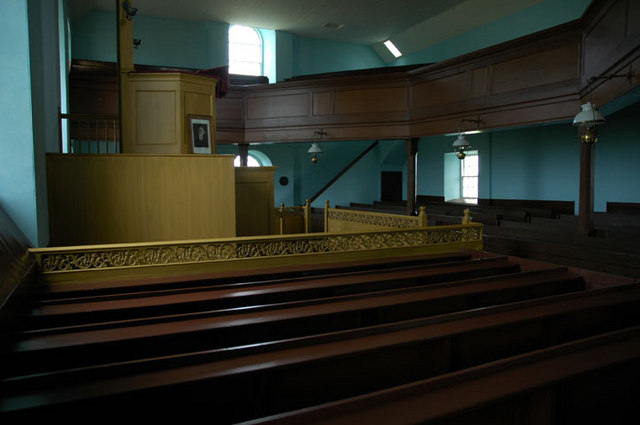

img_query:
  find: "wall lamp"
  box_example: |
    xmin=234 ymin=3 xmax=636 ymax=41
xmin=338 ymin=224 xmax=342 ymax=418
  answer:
xmin=452 ymin=118 xmax=484 ymax=159
xmin=573 ymin=66 xmax=637 ymax=144
xmin=122 ymin=0 xmax=138 ymax=21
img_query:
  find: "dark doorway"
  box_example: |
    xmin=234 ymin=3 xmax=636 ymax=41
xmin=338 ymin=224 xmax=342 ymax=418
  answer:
xmin=381 ymin=171 xmax=403 ymax=202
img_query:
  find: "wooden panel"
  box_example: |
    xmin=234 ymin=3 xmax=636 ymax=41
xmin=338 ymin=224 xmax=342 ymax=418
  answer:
xmin=334 ymin=87 xmax=407 ymax=114
xmin=470 ymin=67 xmax=489 ymax=98
xmin=247 ymin=93 xmax=309 ymax=119
xmin=583 ymin=0 xmax=628 ymax=80
xmin=491 ymin=43 xmax=580 ymax=94
xmin=630 ymin=0 xmax=640 ymax=38
xmin=217 ymin=95 xmax=244 ymax=121
xmin=47 ymin=154 xmax=236 ymax=245
xmin=0 ymin=206 xmax=35 ymax=308
xmin=123 ymin=73 xmax=217 ymax=154
xmin=411 ymin=72 xmax=470 ymax=109
xmin=184 ymin=91 xmax=212 ymax=117
xmin=313 ymin=91 xmax=333 ymax=116
xmin=135 ymin=91 xmax=176 ymax=145
xmin=235 ymin=167 xmax=276 ymax=236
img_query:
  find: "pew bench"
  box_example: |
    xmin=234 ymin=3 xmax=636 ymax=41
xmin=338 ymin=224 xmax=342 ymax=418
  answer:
xmin=23 ymin=256 xmax=520 ymax=330
xmin=3 ymin=284 xmax=638 ymax=420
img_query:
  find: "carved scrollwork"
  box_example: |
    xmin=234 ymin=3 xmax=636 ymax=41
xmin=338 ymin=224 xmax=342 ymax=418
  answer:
xmin=328 ymin=209 xmax=419 ymax=229
xmin=34 ymin=224 xmax=482 ymax=273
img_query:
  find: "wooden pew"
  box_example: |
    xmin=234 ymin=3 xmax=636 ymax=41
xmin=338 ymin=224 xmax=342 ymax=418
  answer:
xmin=23 ymin=255 xmax=520 ymax=329
xmin=5 ymin=257 xmax=531 ymax=375
xmin=246 ymin=326 xmax=640 ymax=425
xmin=2 ymin=284 xmax=638 ymax=420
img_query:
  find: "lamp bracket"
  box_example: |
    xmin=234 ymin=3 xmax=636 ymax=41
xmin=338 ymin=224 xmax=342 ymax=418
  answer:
xmin=122 ymin=0 xmax=138 ymax=21
xmin=587 ymin=65 xmax=634 ymax=86
xmin=314 ymin=129 xmax=327 ymax=138
xmin=457 ymin=117 xmax=485 ymax=133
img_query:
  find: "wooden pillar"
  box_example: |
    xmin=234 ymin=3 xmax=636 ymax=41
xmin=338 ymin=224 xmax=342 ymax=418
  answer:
xmin=406 ymin=138 xmax=418 ymax=216
xmin=238 ymin=143 xmax=249 ymax=166
xmin=578 ymin=142 xmax=595 ymax=236
xmin=116 ymin=0 xmax=134 ymax=152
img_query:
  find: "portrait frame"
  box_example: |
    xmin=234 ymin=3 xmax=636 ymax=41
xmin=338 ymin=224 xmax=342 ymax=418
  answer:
xmin=188 ymin=115 xmax=212 ymax=154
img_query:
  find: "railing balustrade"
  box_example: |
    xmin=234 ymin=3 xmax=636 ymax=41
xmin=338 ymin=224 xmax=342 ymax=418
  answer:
xmin=59 ymin=112 xmax=120 ymax=154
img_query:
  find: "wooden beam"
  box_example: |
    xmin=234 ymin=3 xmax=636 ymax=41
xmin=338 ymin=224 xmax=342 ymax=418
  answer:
xmin=116 ymin=0 xmax=134 ymax=151
xmin=578 ymin=142 xmax=595 ymax=236
xmin=406 ymin=138 xmax=418 ymax=216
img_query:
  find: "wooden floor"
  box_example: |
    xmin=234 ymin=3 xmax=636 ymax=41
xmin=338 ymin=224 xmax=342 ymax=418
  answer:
xmin=1 ymin=250 xmax=639 ymax=423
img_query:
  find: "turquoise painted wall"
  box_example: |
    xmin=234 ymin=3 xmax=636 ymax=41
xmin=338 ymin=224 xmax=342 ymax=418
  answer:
xmin=417 ymin=126 xmax=580 ymax=207
xmin=70 ymin=10 xmax=115 ymax=63
xmin=415 ymin=101 xmax=640 ymax=213
xmin=392 ymin=0 xmax=592 ymax=66
xmin=0 ymin=0 xmax=38 ymax=245
xmin=72 ymin=10 xmax=228 ymax=68
xmin=28 ymin=0 xmax=62 ymax=246
xmin=71 ymin=11 xmax=383 ymax=77
xmin=275 ymin=31 xmax=294 ymax=82
xmin=293 ymin=35 xmax=384 ymax=76
xmin=594 ymin=101 xmax=640 ymax=210
xmin=218 ymin=140 xmax=382 ymax=208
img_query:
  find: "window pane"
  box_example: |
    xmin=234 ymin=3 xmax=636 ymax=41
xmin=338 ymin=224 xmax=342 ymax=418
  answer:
xmin=229 ymin=24 xmax=263 ymax=77
xmin=229 ymin=61 xmax=262 ymax=76
xmin=462 ymin=154 xmax=478 ymax=176
xmin=234 ymin=154 xmax=262 ymax=167
xmin=229 ymin=43 xmax=262 ymax=62
xmin=229 ymin=25 xmax=261 ymax=45
xmin=462 ymin=176 xmax=478 ymax=199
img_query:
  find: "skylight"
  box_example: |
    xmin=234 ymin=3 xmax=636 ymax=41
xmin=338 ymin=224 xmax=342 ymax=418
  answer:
xmin=384 ymin=40 xmax=402 ymax=58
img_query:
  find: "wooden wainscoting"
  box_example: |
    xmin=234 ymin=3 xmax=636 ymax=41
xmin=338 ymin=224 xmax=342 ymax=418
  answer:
xmin=235 ymin=167 xmax=277 ymax=236
xmin=46 ymin=154 xmax=236 ymax=245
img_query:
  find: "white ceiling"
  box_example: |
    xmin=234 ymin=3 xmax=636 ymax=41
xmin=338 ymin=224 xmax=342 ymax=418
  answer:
xmin=69 ymin=0 xmax=577 ymax=56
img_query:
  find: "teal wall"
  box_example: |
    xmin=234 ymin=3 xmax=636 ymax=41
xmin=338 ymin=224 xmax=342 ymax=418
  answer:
xmin=72 ymin=10 xmax=228 ymax=68
xmin=0 ymin=0 xmax=40 ymax=246
xmin=275 ymin=31 xmax=294 ymax=82
xmin=392 ymin=0 xmax=592 ymax=66
xmin=71 ymin=11 xmax=383 ymax=77
xmin=27 ymin=0 xmax=62 ymax=246
xmin=416 ymin=101 xmax=640 ymax=213
xmin=218 ymin=140 xmax=382 ymax=208
xmin=594 ymin=102 xmax=640 ymax=210
xmin=292 ymin=36 xmax=384 ymax=76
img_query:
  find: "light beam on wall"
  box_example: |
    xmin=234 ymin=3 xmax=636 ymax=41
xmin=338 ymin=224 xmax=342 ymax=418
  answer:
xmin=384 ymin=40 xmax=402 ymax=58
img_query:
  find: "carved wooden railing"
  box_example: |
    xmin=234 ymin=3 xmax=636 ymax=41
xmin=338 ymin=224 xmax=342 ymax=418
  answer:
xmin=29 ymin=221 xmax=483 ymax=285
xmin=324 ymin=202 xmax=430 ymax=233
xmin=274 ymin=200 xmax=311 ymax=234
xmin=59 ymin=112 xmax=120 ymax=154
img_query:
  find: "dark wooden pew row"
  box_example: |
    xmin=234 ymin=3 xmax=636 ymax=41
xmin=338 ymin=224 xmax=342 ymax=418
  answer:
xmin=33 ymin=252 xmax=474 ymax=300
xmin=2 ymin=284 xmax=638 ymax=420
xmin=6 ymin=264 xmax=579 ymax=377
xmin=244 ymin=326 xmax=640 ymax=425
xmin=23 ymin=256 xmax=521 ymax=329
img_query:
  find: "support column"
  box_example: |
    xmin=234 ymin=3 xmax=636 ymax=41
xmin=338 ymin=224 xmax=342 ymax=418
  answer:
xmin=238 ymin=143 xmax=249 ymax=166
xmin=406 ymin=138 xmax=418 ymax=216
xmin=116 ymin=0 xmax=134 ymax=151
xmin=578 ymin=142 xmax=595 ymax=236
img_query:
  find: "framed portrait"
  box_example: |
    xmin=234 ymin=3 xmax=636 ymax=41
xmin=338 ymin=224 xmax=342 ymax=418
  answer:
xmin=188 ymin=115 xmax=212 ymax=154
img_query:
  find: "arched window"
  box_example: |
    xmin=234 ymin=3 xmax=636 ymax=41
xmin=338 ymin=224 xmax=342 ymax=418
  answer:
xmin=234 ymin=150 xmax=272 ymax=167
xmin=229 ymin=24 xmax=263 ymax=76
